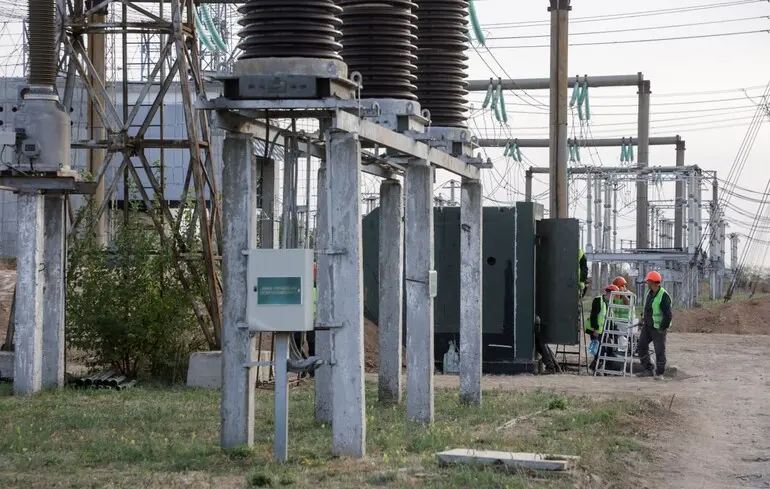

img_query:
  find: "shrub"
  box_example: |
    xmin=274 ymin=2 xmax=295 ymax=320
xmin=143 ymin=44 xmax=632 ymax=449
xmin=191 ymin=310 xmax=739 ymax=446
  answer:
xmin=66 ymin=202 xmax=204 ymax=381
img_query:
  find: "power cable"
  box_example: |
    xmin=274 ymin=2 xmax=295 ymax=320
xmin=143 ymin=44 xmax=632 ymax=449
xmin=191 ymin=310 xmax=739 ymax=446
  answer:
xmin=481 ymin=0 xmax=765 ymax=28
xmin=483 ymin=29 xmax=770 ymax=49
xmin=486 ymin=16 xmax=769 ymax=41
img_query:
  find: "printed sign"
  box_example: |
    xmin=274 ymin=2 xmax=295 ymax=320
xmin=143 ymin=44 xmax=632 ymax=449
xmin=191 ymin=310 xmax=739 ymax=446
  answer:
xmin=256 ymin=277 xmax=302 ymax=305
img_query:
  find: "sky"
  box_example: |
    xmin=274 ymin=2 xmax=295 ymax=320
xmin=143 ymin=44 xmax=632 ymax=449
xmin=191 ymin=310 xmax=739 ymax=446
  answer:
xmin=432 ymin=0 xmax=770 ymax=266
xmin=0 ymin=0 xmax=768 ymax=266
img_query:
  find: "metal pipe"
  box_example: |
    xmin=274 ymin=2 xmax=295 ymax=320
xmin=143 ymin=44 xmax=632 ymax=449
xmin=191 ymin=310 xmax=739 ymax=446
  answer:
xmin=524 ymin=169 xmax=532 ymax=202
xmin=467 ymin=73 xmax=644 ymax=92
xmin=477 ymin=136 xmax=682 ymax=148
xmin=585 ymin=170 xmax=593 ymax=253
xmin=527 ymin=164 xmax=702 ymax=175
xmin=612 ymin=181 xmax=618 ymax=252
xmin=674 ymin=140 xmax=686 ymax=249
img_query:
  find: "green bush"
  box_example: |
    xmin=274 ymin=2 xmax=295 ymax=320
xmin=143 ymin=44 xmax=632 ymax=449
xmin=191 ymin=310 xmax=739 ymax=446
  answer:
xmin=66 ymin=203 xmax=205 ymax=381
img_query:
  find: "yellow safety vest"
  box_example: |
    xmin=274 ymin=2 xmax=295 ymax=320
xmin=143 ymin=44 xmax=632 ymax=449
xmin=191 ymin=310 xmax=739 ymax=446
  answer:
xmin=584 ymin=297 xmax=606 ymax=334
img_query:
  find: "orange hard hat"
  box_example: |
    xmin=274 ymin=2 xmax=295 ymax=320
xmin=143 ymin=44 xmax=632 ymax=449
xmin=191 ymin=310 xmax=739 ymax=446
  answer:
xmin=604 ymin=284 xmax=619 ymax=292
xmin=645 ymin=271 xmax=662 ymax=283
xmin=613 ymin=276 xmax=627 ymax=287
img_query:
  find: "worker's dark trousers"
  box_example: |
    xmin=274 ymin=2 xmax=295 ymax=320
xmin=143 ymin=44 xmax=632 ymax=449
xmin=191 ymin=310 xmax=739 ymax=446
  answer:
xmin=637 ymin=326 xmax=667 ymax=375
xmin=293 ymin=331 xmax=316 ymax=358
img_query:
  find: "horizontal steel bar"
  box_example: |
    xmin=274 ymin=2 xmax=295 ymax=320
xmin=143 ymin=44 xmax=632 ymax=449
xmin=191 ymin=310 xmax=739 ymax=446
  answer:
xmin=586 ymin=252 xmax=691 ymax=262
xmin=332 ymin=110 xmax=480 ymax=179
xmin=527 ymin=165 xmax=702 ymax=175
xmin=198 ymin=97 xmax=359 ymax=111
xmin=468 ymin=74 xmax=644 ymax=92
xmin=478 ymin=136 xmax=682 ymax=148
xmin=214 ymin=110 xmax=394 ymax=179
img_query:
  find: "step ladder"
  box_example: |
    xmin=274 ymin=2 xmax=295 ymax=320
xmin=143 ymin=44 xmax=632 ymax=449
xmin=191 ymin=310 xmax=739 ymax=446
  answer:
xmin=594 ymin=291 xmax=637 ymax=377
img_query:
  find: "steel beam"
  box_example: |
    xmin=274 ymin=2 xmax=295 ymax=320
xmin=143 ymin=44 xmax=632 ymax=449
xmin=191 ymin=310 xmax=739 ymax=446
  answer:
xmin=527 ymin=165 xmax=702 ymax=175
xmin=586 ymin=252 xmax=691 ymax=262
xmin=468 ymin=73 xmax=644 ymax=92
xmin=477 ymin=136 xmax=681 ymax=148
xmin=214 ymin=110 xmax=394 ymax=179
xmin=332 ymin=111 xmax=480 ymax=180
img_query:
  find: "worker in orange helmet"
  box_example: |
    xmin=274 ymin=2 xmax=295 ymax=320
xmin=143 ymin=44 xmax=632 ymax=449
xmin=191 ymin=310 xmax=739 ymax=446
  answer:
xmin=612 ymin=276 xmax=636 ymax=320
xmin=636 ymin=270 xmax=673 ymax=379
xmin=586 ymin=284 xmax=620 ymax=371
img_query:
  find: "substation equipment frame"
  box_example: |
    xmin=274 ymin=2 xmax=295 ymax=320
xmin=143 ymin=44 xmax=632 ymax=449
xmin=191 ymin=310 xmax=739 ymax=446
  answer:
xmin=524 ymin=164 xmax=723 ymax=307
xmin=469 ymin=73 xmax=654 ymax=249
xmin=199 ymin=67 xmax=487 ymax=458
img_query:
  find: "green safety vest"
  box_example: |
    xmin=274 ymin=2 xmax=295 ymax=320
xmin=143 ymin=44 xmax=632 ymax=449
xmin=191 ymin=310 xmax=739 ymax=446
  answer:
xmin=613 ymin=294 xmax=634 ymax=319
xmin=578 ymin=249 xmax=586 ymax=288
xmin=313 ymin=287 xmax=317 ymax=317
xmin=647 ymin=287 xmax=672 ymax=330
xmin=584 ymin=296 xmax=606 ymax=334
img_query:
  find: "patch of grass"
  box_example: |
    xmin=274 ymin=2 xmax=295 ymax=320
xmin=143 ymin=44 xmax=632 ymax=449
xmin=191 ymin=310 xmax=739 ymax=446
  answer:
xmin=0 ymin=381 xmax=657 ymax=489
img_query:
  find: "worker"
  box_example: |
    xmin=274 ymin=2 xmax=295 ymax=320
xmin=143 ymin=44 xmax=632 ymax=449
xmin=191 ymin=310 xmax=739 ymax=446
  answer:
xmin=578 ymin=249 xmax=589 ymax=297
xmin=636 ymin=271 xmax=673 ymax=379
xmin=612 ymin=276 xmax=635 ymax=320
xmin=586 ymin=284 xmax=619 ymax=371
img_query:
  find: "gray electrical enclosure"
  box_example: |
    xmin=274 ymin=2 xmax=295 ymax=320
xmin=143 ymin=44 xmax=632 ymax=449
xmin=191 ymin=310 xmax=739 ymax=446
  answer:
xmin=535 ymin=218 xmax=581 ymax=345
xmin=361 ymin=203 xmax=580 ymax=374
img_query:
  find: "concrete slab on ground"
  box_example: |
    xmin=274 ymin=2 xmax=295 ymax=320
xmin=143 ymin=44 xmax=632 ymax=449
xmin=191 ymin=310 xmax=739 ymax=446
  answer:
xmin=436 ymin=448 xmax=576 ymax=471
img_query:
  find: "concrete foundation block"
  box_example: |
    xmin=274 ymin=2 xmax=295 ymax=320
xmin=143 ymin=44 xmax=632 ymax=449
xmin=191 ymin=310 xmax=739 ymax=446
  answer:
xmin=187 ymin=349 xmax=272 ymax=389
xmin=0 ymin=351 xmax=13 ymax=379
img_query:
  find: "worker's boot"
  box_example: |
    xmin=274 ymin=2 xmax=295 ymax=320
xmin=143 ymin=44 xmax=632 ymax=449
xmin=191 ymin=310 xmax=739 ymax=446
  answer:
xmin=635 ymin=367 xmax=654 ymax=378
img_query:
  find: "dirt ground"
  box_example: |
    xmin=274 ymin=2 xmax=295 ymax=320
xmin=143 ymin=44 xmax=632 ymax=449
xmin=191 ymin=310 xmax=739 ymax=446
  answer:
xmin=673 ymin=295 xmax=770 ymax=335
xmin=0 ymin=259 xmax=15 ymax=349
xmin=425 ymin=333 xmax=770 ymax=489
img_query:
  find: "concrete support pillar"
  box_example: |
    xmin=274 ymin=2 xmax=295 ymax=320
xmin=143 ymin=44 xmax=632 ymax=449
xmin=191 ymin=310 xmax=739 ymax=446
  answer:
xmin=674 ymin=140 xmax=686 ymax=249
xmin=257 ymin=157 xmax=280 ymax=249
xmin=378 ymin=179 xmax=404 ymax=404
xmin=42 ymin=194 xmax=66 ymax=389
xmin=636 ymin=80 xmax=651 ymax=249
xmin=314 ymin=164 xmax=332 ymax=423
xmin=14 ymin=192 xmax=45 ymax=395
xmin=405 ymin=163 xmax=435 ymax=425
xmin=220 ymin=133 xmax=257 ymax=448
xmin=324 ymin=131 xmax=366 ymax=457
xmin=459 ymin=179 xmax=482 ymax=406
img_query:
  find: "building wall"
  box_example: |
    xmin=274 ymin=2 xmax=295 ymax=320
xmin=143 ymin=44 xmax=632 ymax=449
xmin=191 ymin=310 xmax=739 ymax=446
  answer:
xmin=0 ymin=77 xmax=228 ymax=257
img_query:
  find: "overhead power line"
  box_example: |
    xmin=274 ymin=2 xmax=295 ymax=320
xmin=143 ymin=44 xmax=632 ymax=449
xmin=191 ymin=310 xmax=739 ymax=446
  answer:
xmin=486 ymin=16 xmax=769 ymax=41
xmin=481 ymin=0 xmax=765 ymax=28
xmin=484 ymin=29 xmax=770 ymax=49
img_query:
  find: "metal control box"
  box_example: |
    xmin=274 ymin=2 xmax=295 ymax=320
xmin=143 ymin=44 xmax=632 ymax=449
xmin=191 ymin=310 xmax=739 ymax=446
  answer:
xmin=246 ymin=249 xmax=315 ymax=332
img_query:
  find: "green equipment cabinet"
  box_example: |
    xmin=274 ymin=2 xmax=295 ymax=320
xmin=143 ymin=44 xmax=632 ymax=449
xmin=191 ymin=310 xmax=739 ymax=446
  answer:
xmin=361 ymin=202 xmax=580 ymax=374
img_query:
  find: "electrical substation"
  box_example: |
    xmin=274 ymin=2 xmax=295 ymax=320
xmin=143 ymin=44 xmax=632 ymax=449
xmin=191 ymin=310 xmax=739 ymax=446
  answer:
xmin=0 ymin=0 xmax=743 ymax=464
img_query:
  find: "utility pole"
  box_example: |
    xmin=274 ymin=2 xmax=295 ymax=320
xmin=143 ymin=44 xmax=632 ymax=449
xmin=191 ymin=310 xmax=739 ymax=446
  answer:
xmin=637 ymin=80 xmax=651 ymax=249
xmin=548 ymin=0 xmax=571 ymax=218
